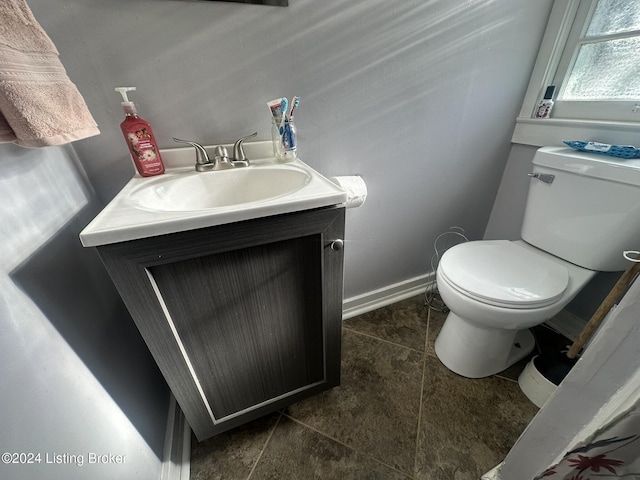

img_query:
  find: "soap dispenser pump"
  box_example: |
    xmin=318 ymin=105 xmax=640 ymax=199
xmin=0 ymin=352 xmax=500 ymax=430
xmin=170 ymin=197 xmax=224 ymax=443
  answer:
xmin=115 ymin=87 xmax=165 ymax=177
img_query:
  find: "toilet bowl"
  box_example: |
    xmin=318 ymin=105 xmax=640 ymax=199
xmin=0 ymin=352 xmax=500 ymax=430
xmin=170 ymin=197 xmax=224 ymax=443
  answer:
xmin=433 ymin=146 xmax=640 ymax=379
xmin=434 ymin=240 xmax=595 ymax=378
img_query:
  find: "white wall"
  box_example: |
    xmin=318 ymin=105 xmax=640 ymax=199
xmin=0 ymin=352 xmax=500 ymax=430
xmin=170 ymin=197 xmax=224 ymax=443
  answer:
xmin=0 ymin=144 xmax=169 ymax=480
xmin=27 ymin=0 xmax=554 ymax=300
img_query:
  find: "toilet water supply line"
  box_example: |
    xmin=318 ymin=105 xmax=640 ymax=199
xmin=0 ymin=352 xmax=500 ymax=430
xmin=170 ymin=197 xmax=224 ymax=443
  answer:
xmin=424 ymin=226 xmax=468 ymax=312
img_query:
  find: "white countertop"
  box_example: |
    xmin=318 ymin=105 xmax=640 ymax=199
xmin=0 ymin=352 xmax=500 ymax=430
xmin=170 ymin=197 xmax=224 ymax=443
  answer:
xmin=79 ymin=141 xmax=347 ymax=247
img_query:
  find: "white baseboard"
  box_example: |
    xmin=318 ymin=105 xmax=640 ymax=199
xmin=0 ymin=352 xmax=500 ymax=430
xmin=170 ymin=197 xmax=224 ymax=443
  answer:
xmin=342 ymin=273 xmax=434 ymax=320
xmin=161 ymin=394 xmax=191 ymax=480
xmin=544 ymin=309 xmax=586 ymax=342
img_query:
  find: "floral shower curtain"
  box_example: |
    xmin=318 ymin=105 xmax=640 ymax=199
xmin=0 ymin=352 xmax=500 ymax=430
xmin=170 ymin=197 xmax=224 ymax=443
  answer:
xmin=534 ymin=392 xmax=640 ymax=479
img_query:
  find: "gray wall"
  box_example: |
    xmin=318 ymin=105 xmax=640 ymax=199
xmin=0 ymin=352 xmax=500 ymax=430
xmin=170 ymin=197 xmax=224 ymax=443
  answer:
xmin=484 ymin=143 xmax=540 ymax=242
xmin=28 ymin=0 xmax=554 ymax=300
xmin=0 ymin=144 xmax=169 ymax=479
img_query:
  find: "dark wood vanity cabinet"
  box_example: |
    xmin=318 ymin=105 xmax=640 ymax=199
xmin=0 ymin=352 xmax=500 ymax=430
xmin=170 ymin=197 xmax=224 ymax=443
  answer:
xmin=97 ymin=206 xmax=345 ymax=440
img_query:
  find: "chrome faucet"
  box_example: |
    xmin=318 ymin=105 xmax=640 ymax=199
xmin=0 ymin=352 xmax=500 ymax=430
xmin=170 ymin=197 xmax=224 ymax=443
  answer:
xmin=172 ymin=132 xmax=257 ymax=172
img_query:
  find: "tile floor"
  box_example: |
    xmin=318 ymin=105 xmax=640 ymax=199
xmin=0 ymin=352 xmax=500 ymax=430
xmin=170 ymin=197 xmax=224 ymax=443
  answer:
xmin=190 ymin=295 xmax=562 ymax=480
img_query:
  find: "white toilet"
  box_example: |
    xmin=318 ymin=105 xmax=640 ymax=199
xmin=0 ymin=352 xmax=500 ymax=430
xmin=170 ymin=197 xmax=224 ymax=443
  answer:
xmin=434 ymin=146 xmax=640 ymax=378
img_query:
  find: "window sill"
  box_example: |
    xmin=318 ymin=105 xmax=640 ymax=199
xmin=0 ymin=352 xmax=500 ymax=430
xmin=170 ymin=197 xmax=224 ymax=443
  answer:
xmin=512 ymin=117 xmax=640 ymax=147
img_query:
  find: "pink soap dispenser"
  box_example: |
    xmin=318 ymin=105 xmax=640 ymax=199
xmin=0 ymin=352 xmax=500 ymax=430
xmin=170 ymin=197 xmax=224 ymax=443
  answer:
xmin=115 ymin=87 xmax=165 ymax=177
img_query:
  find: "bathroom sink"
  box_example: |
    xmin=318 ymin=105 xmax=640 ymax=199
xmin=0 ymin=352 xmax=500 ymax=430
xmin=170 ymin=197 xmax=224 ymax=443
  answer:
xmin=79 ymin=141 xmax=348 ymax=247
xmin=128 ymin=167 xmax=311 ymax=212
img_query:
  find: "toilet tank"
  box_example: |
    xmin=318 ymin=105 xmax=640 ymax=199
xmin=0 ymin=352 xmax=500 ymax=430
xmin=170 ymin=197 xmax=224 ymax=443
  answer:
xmin=521 ymin=146 xmax=640 ymax=272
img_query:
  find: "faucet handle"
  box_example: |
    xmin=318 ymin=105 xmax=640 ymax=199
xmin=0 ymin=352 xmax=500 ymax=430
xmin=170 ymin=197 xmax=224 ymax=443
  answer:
xmin=173 ymin=137 xmax=211 ymax=166
xmin=232 ymin=132 xmax=258 ymax=164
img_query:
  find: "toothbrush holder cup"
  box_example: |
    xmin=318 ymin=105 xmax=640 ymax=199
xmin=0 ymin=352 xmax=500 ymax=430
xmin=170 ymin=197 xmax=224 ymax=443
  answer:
xmin=271 ymin=117 xmax=297 ymax=162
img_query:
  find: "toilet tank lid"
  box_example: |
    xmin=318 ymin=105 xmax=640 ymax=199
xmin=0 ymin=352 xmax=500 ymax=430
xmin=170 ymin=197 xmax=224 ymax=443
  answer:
xmin=439 ymin=240 xmax=569 ymax=308
xmin=534 ymin=146 xmax=640 ymax=187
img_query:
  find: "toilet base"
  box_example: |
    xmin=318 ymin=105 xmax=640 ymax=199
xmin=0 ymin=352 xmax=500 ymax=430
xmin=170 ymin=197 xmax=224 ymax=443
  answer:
xmin=434 ymin=311 xmax=535 ymax=378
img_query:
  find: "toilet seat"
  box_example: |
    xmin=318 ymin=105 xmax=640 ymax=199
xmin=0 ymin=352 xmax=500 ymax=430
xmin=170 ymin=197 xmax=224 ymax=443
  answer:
xmin=438 ymin=240 xmax=569 ymax=309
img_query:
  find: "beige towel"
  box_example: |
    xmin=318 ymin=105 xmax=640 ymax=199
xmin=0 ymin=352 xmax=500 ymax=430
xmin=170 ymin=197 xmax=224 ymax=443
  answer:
xmin=0 ymin=0 xmax=99 ymax=147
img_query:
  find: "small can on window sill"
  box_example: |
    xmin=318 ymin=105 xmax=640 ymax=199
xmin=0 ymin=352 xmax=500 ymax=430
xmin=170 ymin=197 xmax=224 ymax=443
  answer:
xmin=534 ymin=85 xmax=556 ymax=119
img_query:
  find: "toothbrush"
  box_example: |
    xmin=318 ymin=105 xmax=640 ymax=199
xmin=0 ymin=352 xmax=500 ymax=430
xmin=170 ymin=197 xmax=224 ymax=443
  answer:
xmin=279 ymin=97 xmax=288 ymax=133
xmin=289 ymin=96 xmax=300 ymax=118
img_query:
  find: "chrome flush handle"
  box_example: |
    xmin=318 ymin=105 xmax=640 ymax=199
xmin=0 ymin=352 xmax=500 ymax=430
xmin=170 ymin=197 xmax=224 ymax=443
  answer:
xmin=528 ymin=172 xmax=555 ymax=184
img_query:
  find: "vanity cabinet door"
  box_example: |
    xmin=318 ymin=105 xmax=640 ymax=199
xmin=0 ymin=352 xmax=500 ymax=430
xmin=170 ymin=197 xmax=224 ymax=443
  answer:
xmin=97 ymin=206 xmax=345 ymax=440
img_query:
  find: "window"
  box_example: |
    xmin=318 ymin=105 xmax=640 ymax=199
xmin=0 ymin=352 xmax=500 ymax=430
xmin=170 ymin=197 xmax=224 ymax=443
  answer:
xmin=513 ymin=0 xmax=640 ymax=146
xmin=550 ymin=0 xmax=640 ymax=122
